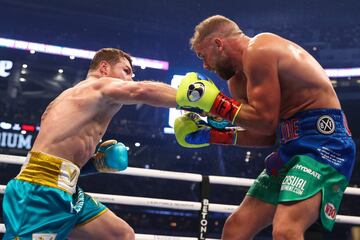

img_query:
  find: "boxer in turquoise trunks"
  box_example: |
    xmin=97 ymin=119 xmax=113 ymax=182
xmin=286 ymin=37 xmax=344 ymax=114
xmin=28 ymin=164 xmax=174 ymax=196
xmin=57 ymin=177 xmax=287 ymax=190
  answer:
xmin=3 ymin=48 xmax=178 ymax=239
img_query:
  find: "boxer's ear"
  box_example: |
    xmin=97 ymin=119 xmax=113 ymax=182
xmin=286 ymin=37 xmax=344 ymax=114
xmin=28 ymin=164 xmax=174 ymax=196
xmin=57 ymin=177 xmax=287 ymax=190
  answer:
xmin=214 ymin=38 xmax=224 ymax=51
xmin=99 ymin=61 xmax=109 ymax=76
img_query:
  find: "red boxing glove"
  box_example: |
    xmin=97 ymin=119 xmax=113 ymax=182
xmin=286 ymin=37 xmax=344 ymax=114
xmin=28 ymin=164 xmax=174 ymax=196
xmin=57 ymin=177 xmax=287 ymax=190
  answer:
xmin=209 ymin=92 xmax=242 ymax=124
xmin=209 ymin=128 xmax=238 ymax=145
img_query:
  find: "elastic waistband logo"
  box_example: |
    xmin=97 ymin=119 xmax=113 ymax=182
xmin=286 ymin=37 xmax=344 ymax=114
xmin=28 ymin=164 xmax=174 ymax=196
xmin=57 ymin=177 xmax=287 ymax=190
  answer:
xmin=317 ymin=115 xmax=335 ymax=135
xmin=280 ymin=118 xmax=299 ymax=144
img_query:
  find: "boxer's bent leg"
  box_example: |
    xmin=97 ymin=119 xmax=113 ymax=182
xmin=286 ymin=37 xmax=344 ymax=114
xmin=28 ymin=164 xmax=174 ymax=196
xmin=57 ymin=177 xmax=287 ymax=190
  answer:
xmin=222 ymin=195 xmax=276 ymax=240
xmin=272 ymin=155 xmax=349 ymax=239
xmin=272 ymin=192 xmax=321 ymax=240
xmin=3 ymin=179 xmax=79 ymax=240
xmin=222 ymin=169 xmax=282 ymax=240
xmin=68 ymin=190 xmax=134 ymax=240
xmin=68 ymin=210 xmax=135 ymax=240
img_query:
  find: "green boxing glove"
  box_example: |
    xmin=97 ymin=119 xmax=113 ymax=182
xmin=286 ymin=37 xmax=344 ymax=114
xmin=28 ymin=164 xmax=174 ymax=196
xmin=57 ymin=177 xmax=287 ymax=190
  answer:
xmin=174 ymin=112 xmax=237 ymax=148
xmin=176 ymin=72 xmax=242 ymax=124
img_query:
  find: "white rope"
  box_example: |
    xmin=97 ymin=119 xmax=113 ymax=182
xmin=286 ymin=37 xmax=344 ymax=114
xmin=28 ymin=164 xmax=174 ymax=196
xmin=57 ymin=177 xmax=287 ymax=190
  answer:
xmin=0 ymin=184 xmax=5 ymax=193
xmin=0 ymin=155 xmax=359 ymax=240
xmin=1 ymin=154 xmax=359 ymax=195
xmin=0 ymin=224 xmax=219 ymax=240
xmin=336 ymin=215 xmax=360 ymax=225
xmin=135 ymin=234 xmax=219 ymax=240
xmin=0 ymin=184 xmax=359 ymax=224
xmin=0 ymin=154 xmax=24 ymax=165
xmin=119 ymin=167 xmax=202 ymax=182
xmin=0 ymin=185 xmax=230 ymax=213
xmin=1 ymin=154 xmax=360 ymax=225
xmin=88 ymin=192 xmax=201 ymax=211
xmin=209 ymin=175 xmax=254 ymax=187
xmin=344 ymin=187 xmax=360 ymax=195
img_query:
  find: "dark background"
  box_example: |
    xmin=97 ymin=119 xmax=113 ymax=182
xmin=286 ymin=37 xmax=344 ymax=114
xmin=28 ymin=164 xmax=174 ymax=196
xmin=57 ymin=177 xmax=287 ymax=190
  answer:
xmin=0 ymin=0 xmax=359 ymax=239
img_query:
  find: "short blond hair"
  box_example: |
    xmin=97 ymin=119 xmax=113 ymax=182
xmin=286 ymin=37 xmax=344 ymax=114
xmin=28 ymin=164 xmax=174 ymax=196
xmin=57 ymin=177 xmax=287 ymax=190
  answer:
xmin=190 ymin=15 xmax=242 ymax=50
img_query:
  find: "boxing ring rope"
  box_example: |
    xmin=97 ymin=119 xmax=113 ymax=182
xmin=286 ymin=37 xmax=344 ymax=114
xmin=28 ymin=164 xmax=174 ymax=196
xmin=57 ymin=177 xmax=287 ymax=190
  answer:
xmin=1 ymin=154 xmax=359 ymax=193
xmin=0 ymin=154 xmax=360 ymax=239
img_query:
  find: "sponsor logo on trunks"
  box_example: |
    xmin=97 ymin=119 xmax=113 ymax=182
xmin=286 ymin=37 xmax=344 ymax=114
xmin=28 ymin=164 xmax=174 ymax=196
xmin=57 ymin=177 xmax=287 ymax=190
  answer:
xmin=65 ymin=164 xmax=79 ymax=184
xmin=254 ymin=175 xmax=271 ymax=190
xmin=92 ymin=197 xmax=100 ymax=207
xmin=332 ymin=184 xmax=340 ymax=193
xmin=59 ymin=162 xmax=79 ymax=194
xmin=293 ymin=164 xmax=321 ymax=180
xmin=281 ymin=175 xmax=307 ymax=195
xmin=32 ymin=233 xmax=57 ymax=240
xmin=70 ymin=188 xmax=85 ymax=213
xmin=317 ymin=146 xmax=345 ymax=165
xmin=317 ymin=115 xmax=335 ymax=135
xmin=324 ymin=202 xmax=337 ymax=220
xmin=280 ymin=119 xmax=299 ymax=144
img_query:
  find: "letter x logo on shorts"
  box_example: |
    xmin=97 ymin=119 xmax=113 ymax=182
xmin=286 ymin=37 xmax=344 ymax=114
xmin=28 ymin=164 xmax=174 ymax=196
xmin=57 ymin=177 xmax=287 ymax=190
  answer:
xmin=317 ymin=115 xmax=335 ymax=135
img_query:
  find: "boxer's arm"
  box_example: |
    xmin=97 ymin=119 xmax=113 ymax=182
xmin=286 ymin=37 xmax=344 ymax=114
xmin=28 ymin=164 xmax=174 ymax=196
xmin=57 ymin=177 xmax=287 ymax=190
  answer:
xmin=100 ymin=77 xmax=177 ymax=108
xmin=233 ymin=130 xmax=276 ymax=147
xmin=232 ymin=44 xmax=280 ymax=136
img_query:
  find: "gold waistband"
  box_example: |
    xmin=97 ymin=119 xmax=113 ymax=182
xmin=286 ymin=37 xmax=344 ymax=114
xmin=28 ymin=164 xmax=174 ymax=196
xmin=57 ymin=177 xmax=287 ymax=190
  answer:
xmin=16 ymin=151 xmax=80 ymax=194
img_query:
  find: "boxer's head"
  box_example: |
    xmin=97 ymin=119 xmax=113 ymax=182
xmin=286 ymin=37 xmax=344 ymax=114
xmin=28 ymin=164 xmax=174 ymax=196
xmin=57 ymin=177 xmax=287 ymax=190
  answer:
xmin=190 ymin=15 xmax=243 ymax=80
xmin=88 ymin=48 xmax=133 ymax=81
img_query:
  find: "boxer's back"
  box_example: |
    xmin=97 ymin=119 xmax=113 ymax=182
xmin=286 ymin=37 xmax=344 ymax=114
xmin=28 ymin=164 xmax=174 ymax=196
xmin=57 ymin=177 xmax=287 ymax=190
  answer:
xmin=271 ymin=34 xmax=338 ymax=118
xmin=246 ymin=33 xmax=341 ymax=119
xmin=31 ymin=78 xmax=122 ymax=166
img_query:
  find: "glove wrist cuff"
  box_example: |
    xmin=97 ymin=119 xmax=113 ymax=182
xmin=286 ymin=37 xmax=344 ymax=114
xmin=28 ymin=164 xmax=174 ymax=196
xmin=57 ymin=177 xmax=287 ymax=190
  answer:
xmin=209 ymin=93 xmax=242 ymax=123
xmin=209 ymin=128 xmax=237 ymax=145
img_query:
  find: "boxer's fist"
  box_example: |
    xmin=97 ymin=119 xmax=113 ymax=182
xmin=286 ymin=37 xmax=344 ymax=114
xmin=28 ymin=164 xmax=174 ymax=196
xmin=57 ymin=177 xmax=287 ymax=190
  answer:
xmin=176 ymin=72 xmax=242 ymax=123
xmin=174 ymin=112 xmax=211 ymax=148
xmin=174 ymin=112 xmax=237 ymax=148
xmin=176 ymin=72 xmax=220 ymax=112
xmin=93 ymin=140 xmax=128 ymax=172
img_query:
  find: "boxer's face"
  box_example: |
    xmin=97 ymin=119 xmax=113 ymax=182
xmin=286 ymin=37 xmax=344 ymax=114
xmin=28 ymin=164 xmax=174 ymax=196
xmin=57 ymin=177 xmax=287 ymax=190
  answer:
xmin=108 ymin=57 xmax=133 ymax=81
xmin=195 ymin=39 xmax=235 ymax=81
xmin=98 ymin=58 xmax=133 ymax=81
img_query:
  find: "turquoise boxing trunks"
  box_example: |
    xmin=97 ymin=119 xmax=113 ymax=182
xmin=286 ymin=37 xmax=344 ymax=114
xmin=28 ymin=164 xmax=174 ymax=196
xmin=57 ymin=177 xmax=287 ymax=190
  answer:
xmin=3 ymin=151 xmax=108 ymax=240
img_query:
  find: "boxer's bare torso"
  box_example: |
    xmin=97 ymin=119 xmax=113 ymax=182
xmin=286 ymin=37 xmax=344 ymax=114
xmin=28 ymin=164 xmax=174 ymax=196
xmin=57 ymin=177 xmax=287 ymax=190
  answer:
xmin=32 ymin=58 xmax=177 ymax=167
xmin=195 ymin=32 xmax=340 ymax=144
xmin=227 ymin=33 xmax=340 ymax=120
xmin=31 ymin=78 xmax=122 ymax=167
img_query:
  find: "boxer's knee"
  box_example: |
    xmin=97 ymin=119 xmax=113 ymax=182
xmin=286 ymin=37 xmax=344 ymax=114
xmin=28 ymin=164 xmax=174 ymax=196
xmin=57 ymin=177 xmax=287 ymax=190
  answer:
xmin=223 ymin=212 xmax=242 ymax=231
xmin=222 ymin=212 xmax=252 ymax=240
xmin=119 ymin=225 xmax=135 ymax=240
xmin=108 ymin=223 xmax=135 ymax=240
xmin=95 ymin=211 xmax=135 ymax=240
xmin=272 ymin=224 xmax=303 ymax=240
